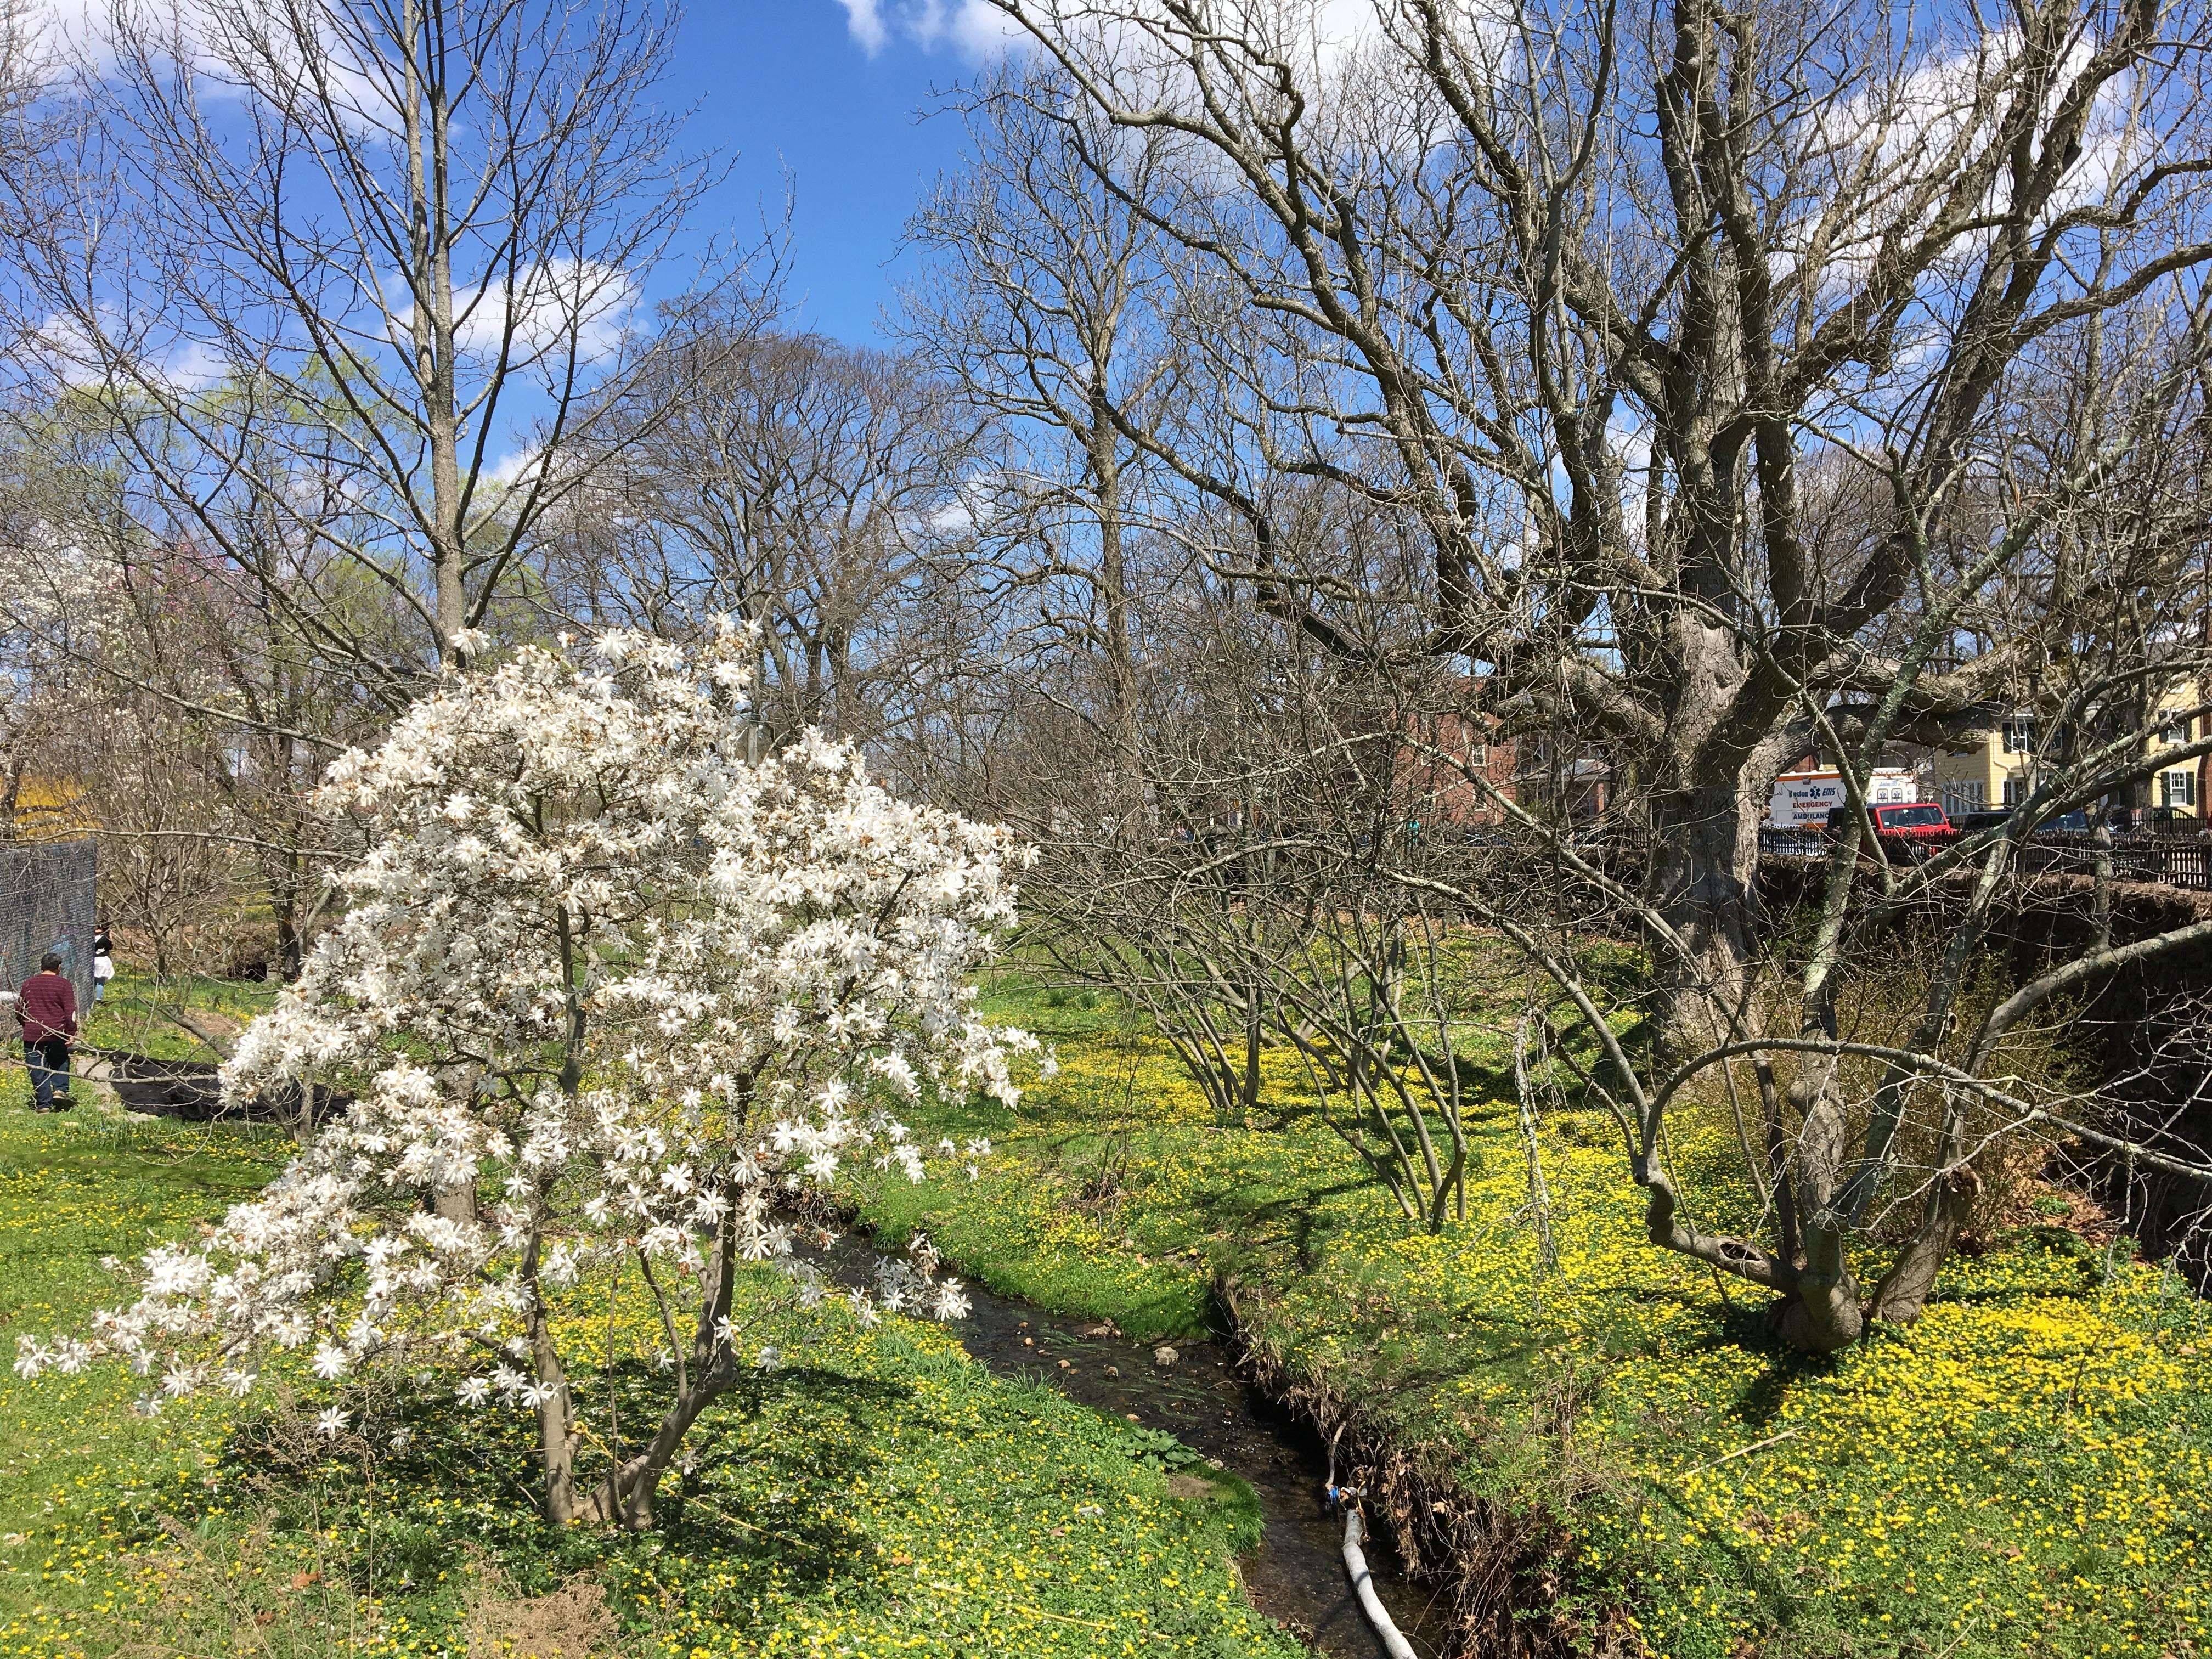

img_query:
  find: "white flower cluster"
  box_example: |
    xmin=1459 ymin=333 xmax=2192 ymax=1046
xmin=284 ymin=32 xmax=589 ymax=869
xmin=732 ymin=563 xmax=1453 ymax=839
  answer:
xmin=16 ymin=625 xmax=1033 ymax=1435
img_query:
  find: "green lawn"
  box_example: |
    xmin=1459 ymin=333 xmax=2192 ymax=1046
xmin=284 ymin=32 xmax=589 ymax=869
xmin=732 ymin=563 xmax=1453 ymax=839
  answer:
xmin=0 ymin=1005 xmax=1306 ymax=1659
xmin=14 ymin=963 xmax=2206 ymax=1659
xmin=848 ymin=970 xmax=2212 ymax=1659
xmin=82 ymin=969 xmax=280 ymax=1062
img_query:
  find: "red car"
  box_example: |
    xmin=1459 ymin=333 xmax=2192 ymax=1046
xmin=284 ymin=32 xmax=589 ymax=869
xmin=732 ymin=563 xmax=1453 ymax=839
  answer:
xmin=1825 ymin=802 xmax=1956 ymax=858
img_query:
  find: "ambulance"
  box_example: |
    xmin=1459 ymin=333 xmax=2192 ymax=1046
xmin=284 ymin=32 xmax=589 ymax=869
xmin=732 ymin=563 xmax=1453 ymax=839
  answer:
xmin=1766 ymin=766 xmax=1919 ymax=830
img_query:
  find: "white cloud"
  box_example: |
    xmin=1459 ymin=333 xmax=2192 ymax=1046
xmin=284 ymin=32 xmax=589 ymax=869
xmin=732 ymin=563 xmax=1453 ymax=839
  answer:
xmin=834 ymin=0 xmax=1025 ymax=60
xmin=159 ymin=339 xmax=227 ymax=391
xmin=944 ymin=0 xmax=1027 ymax=55
xmin=920 ymin=494 xmax=978 ymax=535
xmin=486 ymin=444 xmax=543 ymax=487
xmin=837 ymin=0 xmax=889 ymax=54
xmin=32 ymin=0 xmax=395 ymax=134
xmin=26 ymin=311 xmax=103 ymax=387
xmin=403 ymin=258 xmax=640 ymax=369
xmin=27 ymin=0 xmax=110 ymax=75
xmin=834 ymin=0 xmax=1397 ymax=70
xmin=1775 ymin=26 xmax=2142 ymax=317
xmin=20 ymin=306 xmax=238 ymax=396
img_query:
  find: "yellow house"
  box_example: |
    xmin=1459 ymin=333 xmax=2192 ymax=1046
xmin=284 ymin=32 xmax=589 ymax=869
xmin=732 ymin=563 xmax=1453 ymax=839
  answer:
xmin=1929 ymin=691 xmax=2202 ymax=820
xmin=2147 ymin=692 xmax=2202 ymax=815
xmin=1929 ymin=715 xmax=2036 ymax=819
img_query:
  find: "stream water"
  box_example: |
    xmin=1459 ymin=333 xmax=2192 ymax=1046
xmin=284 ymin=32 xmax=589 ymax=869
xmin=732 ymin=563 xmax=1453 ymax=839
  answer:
xmin=92 ymin=1060 xmax=1451 ymax=1656
xmin=816 ymin=1237 xmax=1449 ymax=1658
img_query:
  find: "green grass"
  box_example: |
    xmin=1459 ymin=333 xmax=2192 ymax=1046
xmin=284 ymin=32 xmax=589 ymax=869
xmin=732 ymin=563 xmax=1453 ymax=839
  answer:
xmin=845 ymin=968 xmax=2212 ymax=1659
xmin=0 ymin=985 xmax=1308 ymax=1659
xmin=16 ymin=960 xmax=2208 ymax=1658
xmin=83 ymin=969 xmax=280 ymax=1062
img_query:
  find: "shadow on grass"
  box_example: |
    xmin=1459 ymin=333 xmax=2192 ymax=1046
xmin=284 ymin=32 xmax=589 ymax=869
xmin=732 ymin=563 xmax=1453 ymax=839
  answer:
xmin=193 ymin=1361 xmax=915 ymax=1610
xmin=654 ymin=1367 xmax=910 ymax=1597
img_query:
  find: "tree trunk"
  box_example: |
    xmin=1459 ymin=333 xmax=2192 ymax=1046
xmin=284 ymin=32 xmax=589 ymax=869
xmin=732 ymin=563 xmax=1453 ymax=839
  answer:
xmin=1239 ymin=983 xmax=1262 ymax=1114
xmin=432 ymin=1063 xmax=482 ymax=1220
xmin=1652 ymin=769 xmax=1871 ymax=1351
xmin=1647 ymin=774 xmax=1761 ymax=1058
xmin=528 ymin=1296 xmax=581 ymax=1526
xmin=585 ymin=1371 xmax=732 ymax=1530
xmin=581 ymin=1197 xmax=746 ymax=1529
xmin=1 ymin=755 xmax=23 ymax=839
xmin=274 ymin=902 xmax=302 ymax=984
xmin=432 ymin=1184 xmax=477 ymax=1222
xmin=402 ymin=0 xmax=466 ymax=667
xmin=1090 ymin=388 xmax=1134 ymax=761
xmin=1774 ymin=1214 xmax=1865 ymax=1348
xmin=1867 ymin=1079 xmax=1979 ymax=1323
xmin=1867 ymin=1166 xmax=1977 ymax=1323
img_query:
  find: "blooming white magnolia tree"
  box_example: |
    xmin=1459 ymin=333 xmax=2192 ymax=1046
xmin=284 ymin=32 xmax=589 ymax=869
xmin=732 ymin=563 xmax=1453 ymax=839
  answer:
xmin=15 ymin=625 xmax=1037 ymax=1527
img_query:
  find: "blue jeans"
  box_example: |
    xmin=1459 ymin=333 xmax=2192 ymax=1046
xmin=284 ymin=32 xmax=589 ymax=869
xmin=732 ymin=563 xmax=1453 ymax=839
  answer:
xmin=26 ymin=1040 xmax=69 ymax=1109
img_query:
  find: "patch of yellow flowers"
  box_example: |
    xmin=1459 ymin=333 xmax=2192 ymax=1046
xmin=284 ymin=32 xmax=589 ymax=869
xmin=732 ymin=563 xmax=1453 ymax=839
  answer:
xmin=874 ymin=995 xmax=2212 ymax=1659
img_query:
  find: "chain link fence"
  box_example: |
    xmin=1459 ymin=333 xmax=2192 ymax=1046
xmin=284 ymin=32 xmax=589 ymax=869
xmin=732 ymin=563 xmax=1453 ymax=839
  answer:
xmin=0 ymin=839 xmax=97 ymax=1009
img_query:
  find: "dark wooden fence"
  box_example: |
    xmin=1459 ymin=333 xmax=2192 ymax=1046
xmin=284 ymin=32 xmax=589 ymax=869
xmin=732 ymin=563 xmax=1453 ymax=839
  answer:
xmin=1758 ymin=826 xmax=2212 ymax=892
xmin=2027 ymin=832 xmax=2212 ymax=891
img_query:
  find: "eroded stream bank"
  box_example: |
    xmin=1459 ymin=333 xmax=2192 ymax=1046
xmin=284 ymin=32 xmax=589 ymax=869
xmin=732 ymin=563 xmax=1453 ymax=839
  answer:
xmin=815 ymin=1235 xmax=1448 ymax=1657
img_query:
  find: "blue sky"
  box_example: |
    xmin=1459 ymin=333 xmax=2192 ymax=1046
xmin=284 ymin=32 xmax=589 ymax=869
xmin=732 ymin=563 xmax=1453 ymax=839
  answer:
xmin=667 ymin=4 xmax=999 ymax=346
xmin=28 ymin=0 xmax=995 ymax=344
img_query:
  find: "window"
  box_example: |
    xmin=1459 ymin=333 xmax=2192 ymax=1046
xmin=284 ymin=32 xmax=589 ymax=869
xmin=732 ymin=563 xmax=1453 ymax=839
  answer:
xmin=2163 ymin=769 xmax=2198 ymax=810
xmin=1941 ymin=780 xmax=1985 ymax=817
xmin=1467 ymin=742 xmax=1488 ymax=767
xmin=2001 ymin=716 xmax=2035 ymax=754
xmin=2164 ymin=715 xmax=2192 ymax=746
xmin=2002 ymin=776 xmax=2028 ymax=807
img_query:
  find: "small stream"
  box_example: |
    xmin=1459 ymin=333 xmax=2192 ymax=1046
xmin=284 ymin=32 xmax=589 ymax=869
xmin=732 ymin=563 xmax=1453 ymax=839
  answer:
xmin=816 ymin=1235 xmax=1449 ymax=1658
xmin=89 ymin=1060 xmax=1451 ymax=1656
xmin=93 ymin=1051 xmax=226 ymax=1116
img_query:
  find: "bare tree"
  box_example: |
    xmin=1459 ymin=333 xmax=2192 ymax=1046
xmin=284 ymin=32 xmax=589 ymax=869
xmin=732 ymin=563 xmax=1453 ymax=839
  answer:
xmin=102 ymin=533 xmax=384 ymax=979
xmin=0 ymin=378 xmax=412 ymax=975
xmin=5 ymin=0 xmax=757 ymax=684
xmin=963 ymin=0 xmax=2212 ymax=1348
xmin=542 ymin=325 xmax=976 ymax=746
xmin=66 ymin=703 xmax=238 ymax=976
xmin=0 ymin=0 xmax=53 ymax=207
xmin=902 ymin=69 xmax=1184 ymax=781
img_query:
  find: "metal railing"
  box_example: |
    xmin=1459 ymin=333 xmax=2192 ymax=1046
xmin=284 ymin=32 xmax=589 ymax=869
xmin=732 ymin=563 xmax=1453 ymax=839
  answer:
xmin=1759 ymin=828 xmax=1828 ymax=862
xmin=1758 ymin=826 xmax=2212 ymax=892
xmin=2025 ymin=831 xmax=2212 ymax=891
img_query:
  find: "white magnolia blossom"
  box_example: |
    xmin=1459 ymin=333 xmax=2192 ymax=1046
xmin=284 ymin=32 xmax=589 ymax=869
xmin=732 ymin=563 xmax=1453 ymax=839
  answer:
xmin=18 ymin=625 xmax=1035 ymax=1525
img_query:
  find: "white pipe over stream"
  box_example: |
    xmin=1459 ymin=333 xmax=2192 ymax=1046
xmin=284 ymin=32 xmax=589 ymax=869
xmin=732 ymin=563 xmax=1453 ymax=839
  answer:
xmin=1340 ymin=1508 xmax=1419 ymax=1659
